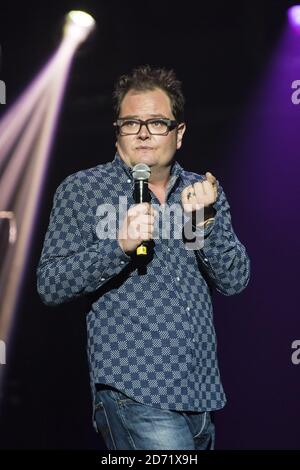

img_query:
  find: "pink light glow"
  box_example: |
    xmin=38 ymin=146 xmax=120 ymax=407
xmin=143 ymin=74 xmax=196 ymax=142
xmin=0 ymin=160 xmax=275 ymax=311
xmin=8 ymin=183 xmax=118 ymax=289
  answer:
xmin=0 ymin=12 xmax=95 ymax=347
xmin=288 ymin=5 xmax=300 ymax=30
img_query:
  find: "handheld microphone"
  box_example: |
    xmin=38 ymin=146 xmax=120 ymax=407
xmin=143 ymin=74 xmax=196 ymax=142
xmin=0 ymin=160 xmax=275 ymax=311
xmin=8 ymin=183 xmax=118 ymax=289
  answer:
xmin=132 ymin=163 xmax=151 ymax=256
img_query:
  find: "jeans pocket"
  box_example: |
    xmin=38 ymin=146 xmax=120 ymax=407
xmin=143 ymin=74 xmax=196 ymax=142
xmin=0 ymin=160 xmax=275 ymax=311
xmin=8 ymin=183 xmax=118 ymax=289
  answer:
xmin=192 ymin=412 xmax=207 ymax=438
xmin=94 ymin=396 xmax=116 ymax=450
xmin=193 ymin=412 xmax=215 ymax=450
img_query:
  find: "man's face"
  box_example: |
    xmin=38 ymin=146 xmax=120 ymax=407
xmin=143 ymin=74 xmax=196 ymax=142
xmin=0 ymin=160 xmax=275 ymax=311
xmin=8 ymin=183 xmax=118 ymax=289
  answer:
xmin=115 ymin=88 xmax=185 ymax=171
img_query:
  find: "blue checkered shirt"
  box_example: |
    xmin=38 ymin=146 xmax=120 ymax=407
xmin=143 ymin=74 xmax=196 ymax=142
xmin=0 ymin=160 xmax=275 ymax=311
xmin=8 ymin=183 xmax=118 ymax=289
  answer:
xmin=37 ymin=153 xmax=250 ymax=419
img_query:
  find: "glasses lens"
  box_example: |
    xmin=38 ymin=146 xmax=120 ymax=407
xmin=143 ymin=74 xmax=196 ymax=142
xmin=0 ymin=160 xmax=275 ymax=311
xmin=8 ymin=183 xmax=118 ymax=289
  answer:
xmin=120 ymin=120 xmax=140 ymax=135
xmin=147 ymin=120 xmax=169 ymax=135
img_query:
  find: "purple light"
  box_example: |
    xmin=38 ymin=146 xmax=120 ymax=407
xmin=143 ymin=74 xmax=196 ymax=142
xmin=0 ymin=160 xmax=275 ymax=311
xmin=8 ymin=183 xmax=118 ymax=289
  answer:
xmin=288 ymin=5 xmax=300 ymax=29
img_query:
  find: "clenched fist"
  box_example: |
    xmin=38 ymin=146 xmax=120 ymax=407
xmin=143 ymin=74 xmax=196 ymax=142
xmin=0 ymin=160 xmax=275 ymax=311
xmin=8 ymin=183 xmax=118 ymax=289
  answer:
xmin=181 ymin=171 xmax=217 ymax=213
xmin=181 ymin=172 xmax=217 ymax=227
xmin=118 ymin=203 xmax=157 ymax=255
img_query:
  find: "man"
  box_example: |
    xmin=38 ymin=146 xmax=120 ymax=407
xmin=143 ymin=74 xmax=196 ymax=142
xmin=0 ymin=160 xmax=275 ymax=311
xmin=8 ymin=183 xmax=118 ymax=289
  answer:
xmin=37 ymin=65 xmax=250 ymax=450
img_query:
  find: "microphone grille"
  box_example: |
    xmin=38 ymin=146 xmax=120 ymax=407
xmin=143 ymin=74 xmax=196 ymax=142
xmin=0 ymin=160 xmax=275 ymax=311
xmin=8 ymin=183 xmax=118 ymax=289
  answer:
xmin=132 ymin=163 xmax=151 ymax=181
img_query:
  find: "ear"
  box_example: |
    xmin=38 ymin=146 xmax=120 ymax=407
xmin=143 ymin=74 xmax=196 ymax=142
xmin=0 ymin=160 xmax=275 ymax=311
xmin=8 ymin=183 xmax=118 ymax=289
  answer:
xmin=176 ymin=123 xmax=186 ymax=150
xmin=115 ymin=135 xmax=121 ymax=152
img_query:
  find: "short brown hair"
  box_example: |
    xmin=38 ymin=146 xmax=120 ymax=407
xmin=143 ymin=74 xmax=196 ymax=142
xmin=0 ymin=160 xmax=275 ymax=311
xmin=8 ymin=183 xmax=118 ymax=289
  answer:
xmin=113 ymin=65 xmax=185 ymax=123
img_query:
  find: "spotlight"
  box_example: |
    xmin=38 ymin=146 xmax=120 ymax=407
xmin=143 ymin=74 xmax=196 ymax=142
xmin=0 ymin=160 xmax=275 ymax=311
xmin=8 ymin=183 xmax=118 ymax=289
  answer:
xmin=67 ymin=10 xmax=95 ymax=29
xmin=0 ymin=9 xmax=96 ymax=345
xmin=63 ymin=10 xmax=96 ymax=44
xmin=288 ymin=5 xmax=300 ymax=30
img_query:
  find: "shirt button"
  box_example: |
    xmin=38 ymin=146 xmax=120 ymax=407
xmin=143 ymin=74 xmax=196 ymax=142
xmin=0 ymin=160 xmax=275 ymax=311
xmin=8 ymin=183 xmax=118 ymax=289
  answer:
xmin=186 ymin=307 xmax=190 ymax=312
xmin=176 ymin=276 xmax=180 ymax=282
xmin=120 ymin=260 xmax=125 ymax=265
xmin=204 ymin=258 xmax=208 ymax=262
xmin=127 ymin=179 xmax=131 ymax=183
xmin=167 ymin=247 xmax=171 ymax=252
xmin=100 ymin=277 xmax=106 ymax=281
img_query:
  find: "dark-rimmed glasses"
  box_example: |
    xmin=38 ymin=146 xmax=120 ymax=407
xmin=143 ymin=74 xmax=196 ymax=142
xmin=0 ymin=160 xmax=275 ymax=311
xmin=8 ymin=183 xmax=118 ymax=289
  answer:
xmin=114 ymin=118 xmax=178 ymax=136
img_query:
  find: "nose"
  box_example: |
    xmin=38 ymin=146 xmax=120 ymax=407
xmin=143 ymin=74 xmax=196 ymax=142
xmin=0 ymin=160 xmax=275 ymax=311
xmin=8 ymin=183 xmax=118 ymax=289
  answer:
xmin=137 ymin=122 xmax=150 ymax=139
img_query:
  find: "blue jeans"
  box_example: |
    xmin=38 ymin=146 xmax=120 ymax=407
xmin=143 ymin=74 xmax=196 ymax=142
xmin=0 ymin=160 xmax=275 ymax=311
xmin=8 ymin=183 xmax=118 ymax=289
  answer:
xmin=94 ymin=386 xmax=215 ymax=450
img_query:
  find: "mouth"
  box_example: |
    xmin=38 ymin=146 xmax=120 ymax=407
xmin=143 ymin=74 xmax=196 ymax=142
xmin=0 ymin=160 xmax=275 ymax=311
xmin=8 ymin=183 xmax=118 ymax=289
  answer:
xmin=136 ymin=146 xmax=154 ymax=150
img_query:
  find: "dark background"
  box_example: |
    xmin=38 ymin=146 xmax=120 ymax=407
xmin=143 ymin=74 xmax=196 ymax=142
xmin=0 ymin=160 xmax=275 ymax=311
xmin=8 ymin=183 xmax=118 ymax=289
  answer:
xmin=0 ymin=0 xmax=299 ymax=449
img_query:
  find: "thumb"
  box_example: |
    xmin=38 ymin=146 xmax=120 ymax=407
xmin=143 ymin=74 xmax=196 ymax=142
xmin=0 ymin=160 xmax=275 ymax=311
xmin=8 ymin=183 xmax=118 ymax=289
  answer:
xmin=205 ymin=171 xmax=217 ymax=185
